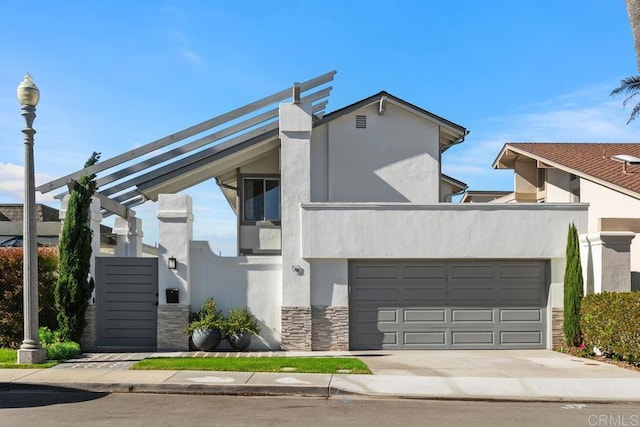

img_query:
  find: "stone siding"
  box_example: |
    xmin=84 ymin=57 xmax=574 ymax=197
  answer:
xmin=157 ymin=304 xmax=190 ymax=351
xmin=80 ymin=305 xmax=97 ymax=351
xmin=311 ymin=306 xmax=349 ymax=351
xmin=552 ymin=308 xmax=564 ymax=348
xmin=281 ymin=306 xmax=312 ymax=351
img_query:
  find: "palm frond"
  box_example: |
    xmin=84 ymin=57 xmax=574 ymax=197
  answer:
xmin=628 ymin=102 xmax=640 ymax=124
xmin=611 ymin=74 xmax=640 ymax=123
xmin=611 ymin=75 xmax=640 ymax=96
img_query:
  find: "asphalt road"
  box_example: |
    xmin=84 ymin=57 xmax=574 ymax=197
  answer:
xmin=1 ymin=389 xmax=639 ymax=427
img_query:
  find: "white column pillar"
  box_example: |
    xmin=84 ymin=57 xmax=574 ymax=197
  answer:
xmin=279 ymin=100 xmax=313 ymax=350
xmin=128 ymin=216 xmax=143 ymax=257
xmin=157 ymin=194 xmax=193 ymax=305
xmin=156 ymin=194 xmax=193 ymax=351
xmin=579 ymin=234 xmax=594 ymax=295
xmin=582 ymin=232 xmax=635 ymax=294
xmin=113 ymin=215 xmax=142 ymax=257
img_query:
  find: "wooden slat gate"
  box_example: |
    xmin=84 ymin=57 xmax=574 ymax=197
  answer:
xmin=95 ymin=257 xmax=158 ymax=351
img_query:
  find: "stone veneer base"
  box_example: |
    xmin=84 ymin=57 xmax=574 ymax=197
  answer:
xmin=311 ymin=306 xmax=349 ymax=351
xmin=552 ymin=308 xmax=564 ymax=349
xmin=80 ymin=305 xmax=97 ymax=351
xmin=157 ymin=304 xmax=190 ymax=351
xmin=281 ymin=306 xmax=312 ymax=351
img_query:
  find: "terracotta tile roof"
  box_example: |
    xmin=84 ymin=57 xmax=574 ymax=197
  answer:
xmin=504 ymin=143 xmax=640 ymax=197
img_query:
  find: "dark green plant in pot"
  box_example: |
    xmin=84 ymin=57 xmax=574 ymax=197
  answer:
xmin=224 ymin=307 xmax=260 ymax=351
xmin=186 ymin=298 xmax=224 ymax=351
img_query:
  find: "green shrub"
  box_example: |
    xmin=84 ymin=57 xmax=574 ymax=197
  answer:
xmin=581 ymin=292 xmax=640 ymax=362
xmin=38 ymin=326 xmax=63 ymax=345
xmin=223 ymin=307 xmax=260 ymax=336
xmin=186 ymin=298 xmax=225 ymax=335
xmin=45 ymin=341 xmax=81 ymax=361
xmin=563 ymin=222 xmax=583 ymax=346
xmin=56 ymin=152 xmax=100 ymax=342
xmin=0 ymin=248 xmax=59 ymax=347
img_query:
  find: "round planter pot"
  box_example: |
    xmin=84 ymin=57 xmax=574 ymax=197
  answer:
xmin=191 ymin=328 xmax=222 ymax=351
xmin=228 ymin=332 xmax=252 ymax=351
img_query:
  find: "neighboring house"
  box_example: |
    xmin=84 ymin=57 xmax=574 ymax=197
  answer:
xmin=0 ymin=203 xmax=157 ymax=255
xmin=460 ymin=190 xmax=512 ymax=203
xmin=37 ymin=72 xmax=588 ymax=352
xmin=0 ymin=204 xmax=60 ymax=246
xmin=493 ymin=143 xmax=640 ymax=291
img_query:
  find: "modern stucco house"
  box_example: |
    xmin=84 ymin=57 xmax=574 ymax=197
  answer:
xmin=37 ymin=72 xmax=591 ymax=352
xmin=492 ymin=143 xmax=640 ymax=293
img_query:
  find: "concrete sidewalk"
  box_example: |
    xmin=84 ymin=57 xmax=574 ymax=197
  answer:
xmin=1 ymin=350 xmax=639 ymax=402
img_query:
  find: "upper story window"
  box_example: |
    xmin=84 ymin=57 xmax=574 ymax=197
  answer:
xmin=243 ymin=177 xmax=280 ymax=222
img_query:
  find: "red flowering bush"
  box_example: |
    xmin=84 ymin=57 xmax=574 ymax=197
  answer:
xmin=0 ymin=247 xmax=59 ymax=347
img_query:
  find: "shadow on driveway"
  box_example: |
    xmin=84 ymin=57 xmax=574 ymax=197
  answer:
xmin=0 ymin=383 xmax=108 ymax=409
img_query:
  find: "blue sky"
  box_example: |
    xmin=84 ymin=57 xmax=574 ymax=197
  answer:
xmin=0 ymin=1 xmax=638 ymax=255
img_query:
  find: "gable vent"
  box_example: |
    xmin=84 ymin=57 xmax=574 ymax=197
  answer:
xmin=355 ymin=115 xmax=367 ymax=129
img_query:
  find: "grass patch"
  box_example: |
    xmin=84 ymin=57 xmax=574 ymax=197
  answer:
xmin=131 ymin=357 xmax=371 ymax=374
xmin=0 ymin=348 xmax=58 ymax=369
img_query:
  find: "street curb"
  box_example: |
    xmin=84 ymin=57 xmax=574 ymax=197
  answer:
xmin=6 ymin=381 xmax=640 ymax=404
xmin=6 ymin=381 xmax=332 ymax=398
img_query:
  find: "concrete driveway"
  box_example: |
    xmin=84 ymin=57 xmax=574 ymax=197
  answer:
xmin=351 ymin=349 xmax=640 ymax=378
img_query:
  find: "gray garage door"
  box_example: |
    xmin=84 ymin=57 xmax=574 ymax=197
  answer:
xmin=349 ymin=260 xmax=548 ymax=350
xmin=96 ymin=257 xmax=158 ymax=351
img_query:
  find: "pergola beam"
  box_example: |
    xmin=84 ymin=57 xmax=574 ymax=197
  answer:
xmin=37 ymin=70 xmax=336 ymax=194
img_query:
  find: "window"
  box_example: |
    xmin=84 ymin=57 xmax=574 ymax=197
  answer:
xmin=243 ymin=178 xmax=280 ymax=222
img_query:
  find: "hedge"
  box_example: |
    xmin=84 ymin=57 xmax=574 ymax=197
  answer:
xmin=581 ymin=291 xmax=640 ymax=362
xmin=0 ymin=247 xmax=59 ymax=347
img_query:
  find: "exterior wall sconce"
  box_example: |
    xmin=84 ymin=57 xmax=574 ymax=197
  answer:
xmin=168 ymin=256 xmax=177 ymax=270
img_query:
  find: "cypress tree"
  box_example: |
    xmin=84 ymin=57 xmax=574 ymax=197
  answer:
xmin=563 ymin=222 xmax=584 ymax=347
xmin=55 ymin=152 xmax=100 ymax=342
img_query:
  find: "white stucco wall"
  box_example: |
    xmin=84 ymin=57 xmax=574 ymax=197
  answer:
xmin=311 ymin=102 xmax=441 ymax=204
xmin=301 ymin=203 xmax=588 ymax=259
xmin=158 ymin=194 xmax=193 ymax=305
xmin=189 ymin=241 xmax=282 ymax=349
xmin=239 ymin=149 xmax=280 ymax=174
xmin=239 ymin=224 xmax=281 ymax=253
xmin=309 ymin=259 xmax=349 ymax=307
xmin=579 ymin=179 xmax=640 ymax=272
xmin=545 ymin=168 xmax=572 ymax=202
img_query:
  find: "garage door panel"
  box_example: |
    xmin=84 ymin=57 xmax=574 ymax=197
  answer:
xmin=353 ymin=287 xmax=398 ymax=301
xmin=499 ymin=265 xmax=544 ymax=279
xmin=378 ymin=309 xmax=398 ymax=323
xmin=500 ymin=309 xmax=542 ymax=322
xmin=449 ymin=287 xmax=494 ymax=303
xmin=449 ymin=265 xmax=495 ymax=278
xmin=354 ymin=265 xmax=398 ymax=279
xmin=500 ymin=331 xmax=543 ymax=344
xmin=451 ymin=309 xmax=493 ymax=322
xmin=402 ymin=265 xmax=447 ymax=278
xmin=404 ymin=332 xmax=446 ymax=345
xmin=403 ymin=286 xmax=447 ymax=301
xmin=352 ymin=309 xmax=397 ymax=323
xmin=404 ymin=309 xmax=446 ymax=323
xmin=499 ymin=289 xmax=543 ymax=304
xmin=350 ymin=260 xmax=547 ymax=350
xmin=452 ymin=331 xmax=494 ymax=345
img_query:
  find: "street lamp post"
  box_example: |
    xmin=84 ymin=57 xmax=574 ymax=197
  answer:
xmin=16 ymin=74 xmax=45 ymax=364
